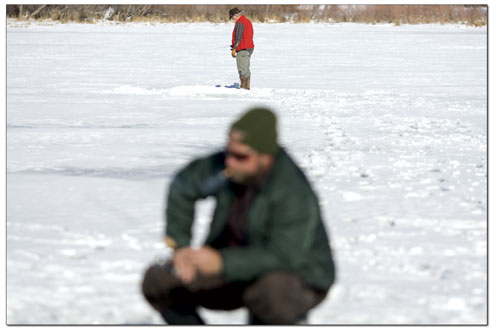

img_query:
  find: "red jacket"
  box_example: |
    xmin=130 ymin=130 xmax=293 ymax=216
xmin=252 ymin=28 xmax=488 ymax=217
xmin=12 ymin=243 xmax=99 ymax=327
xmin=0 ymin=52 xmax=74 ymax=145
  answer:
xmin=232 ymin=15 xmax=254 ymax=51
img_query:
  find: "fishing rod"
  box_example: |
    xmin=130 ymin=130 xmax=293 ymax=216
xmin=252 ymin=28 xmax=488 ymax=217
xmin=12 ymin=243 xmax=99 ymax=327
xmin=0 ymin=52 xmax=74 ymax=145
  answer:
xmin=215 ymin=45 xmax=233 ymax=50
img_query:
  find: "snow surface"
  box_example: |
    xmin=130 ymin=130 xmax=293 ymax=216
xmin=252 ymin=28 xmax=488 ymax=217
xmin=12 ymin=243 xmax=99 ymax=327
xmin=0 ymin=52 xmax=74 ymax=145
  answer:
xmin=6 ymin=20 xmax=486 ymax=324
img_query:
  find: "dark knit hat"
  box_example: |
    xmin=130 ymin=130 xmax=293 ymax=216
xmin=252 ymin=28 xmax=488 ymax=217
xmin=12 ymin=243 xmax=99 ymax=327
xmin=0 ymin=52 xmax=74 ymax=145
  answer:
xmin=229 ymin=7 xmax=241 ymax=19
xmin=230 ymin=107 xmax=278 ymax=155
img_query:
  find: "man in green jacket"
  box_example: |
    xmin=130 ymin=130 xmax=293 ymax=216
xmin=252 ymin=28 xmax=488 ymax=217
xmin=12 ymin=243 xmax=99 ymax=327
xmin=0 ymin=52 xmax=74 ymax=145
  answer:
xmin=142 ymin=107 xmax=335 ymax=325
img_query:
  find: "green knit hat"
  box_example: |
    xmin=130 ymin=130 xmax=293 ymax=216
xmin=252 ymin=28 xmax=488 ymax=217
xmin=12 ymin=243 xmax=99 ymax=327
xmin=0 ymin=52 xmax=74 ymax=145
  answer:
xmin=230 ymin=107 xmax=278 ymax=155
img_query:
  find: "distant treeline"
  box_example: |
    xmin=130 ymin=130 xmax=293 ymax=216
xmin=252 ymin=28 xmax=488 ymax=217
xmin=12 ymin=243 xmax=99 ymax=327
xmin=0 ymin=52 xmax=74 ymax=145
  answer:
xmin=7 ymin=4 xmax=487 ymax=26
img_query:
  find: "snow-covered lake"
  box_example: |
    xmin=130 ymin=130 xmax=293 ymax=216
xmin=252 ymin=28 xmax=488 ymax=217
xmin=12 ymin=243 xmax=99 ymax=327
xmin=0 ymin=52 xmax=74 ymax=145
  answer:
xmin=6 ymin=20 xmax=486 ymax=324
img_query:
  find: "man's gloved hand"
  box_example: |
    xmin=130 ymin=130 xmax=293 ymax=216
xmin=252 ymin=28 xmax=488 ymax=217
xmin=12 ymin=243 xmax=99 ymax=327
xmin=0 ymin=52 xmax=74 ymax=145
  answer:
xmin=231 ymin=48 xmax=237 ymax=58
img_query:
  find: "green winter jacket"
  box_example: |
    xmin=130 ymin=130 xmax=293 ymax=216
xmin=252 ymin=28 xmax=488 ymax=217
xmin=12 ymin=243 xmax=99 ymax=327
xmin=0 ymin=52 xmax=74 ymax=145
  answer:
xmin=165 ymin=147 xmax=335 ymax=292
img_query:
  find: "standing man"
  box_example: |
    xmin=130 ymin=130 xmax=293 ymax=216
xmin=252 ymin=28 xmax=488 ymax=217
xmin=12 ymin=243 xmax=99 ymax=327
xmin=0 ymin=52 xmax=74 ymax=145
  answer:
xmin=142 ymin=107 xmax=336 ymax=325
xmin=229 ymin=7 xmax=254 ymax=90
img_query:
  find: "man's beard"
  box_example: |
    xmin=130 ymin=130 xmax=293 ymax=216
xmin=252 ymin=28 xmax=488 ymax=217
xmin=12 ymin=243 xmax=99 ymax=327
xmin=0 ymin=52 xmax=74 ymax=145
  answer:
xmin=228 ymin=170 xmax=258 ymax=185
xmin=226 ymin=158 xmax=272 ymax=186
xmin=227 ymin=163 xmax=265 ymax=185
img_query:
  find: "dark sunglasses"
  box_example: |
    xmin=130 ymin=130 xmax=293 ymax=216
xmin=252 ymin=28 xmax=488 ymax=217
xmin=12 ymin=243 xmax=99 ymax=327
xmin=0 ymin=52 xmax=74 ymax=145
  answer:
xmin=226 ymin=150 xmax=251 ymax=161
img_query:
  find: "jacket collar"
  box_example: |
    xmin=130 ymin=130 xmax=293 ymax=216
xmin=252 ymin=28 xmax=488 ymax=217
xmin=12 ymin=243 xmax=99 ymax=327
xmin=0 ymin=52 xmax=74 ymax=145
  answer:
xmin=257 ymin=146 xmax=285 ymax=191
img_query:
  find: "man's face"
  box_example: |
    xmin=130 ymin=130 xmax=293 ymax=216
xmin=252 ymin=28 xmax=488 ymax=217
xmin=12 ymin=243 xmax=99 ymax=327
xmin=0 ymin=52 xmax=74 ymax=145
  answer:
xmin=225 ymin=130 xmax=264 ymax=184
xmin=230 ymin=14 xmax=239 ymax=22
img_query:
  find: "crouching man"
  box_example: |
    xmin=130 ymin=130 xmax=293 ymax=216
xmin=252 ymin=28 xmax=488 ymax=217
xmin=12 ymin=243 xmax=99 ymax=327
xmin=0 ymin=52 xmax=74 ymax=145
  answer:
xmin=142 ymin=107 xmax=336 ymax=325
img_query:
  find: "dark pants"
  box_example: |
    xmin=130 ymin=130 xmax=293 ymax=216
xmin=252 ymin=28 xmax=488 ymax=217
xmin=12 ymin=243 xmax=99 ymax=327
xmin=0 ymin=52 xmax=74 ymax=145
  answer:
xmin=142 ymin=263 xmax=327 ymax=325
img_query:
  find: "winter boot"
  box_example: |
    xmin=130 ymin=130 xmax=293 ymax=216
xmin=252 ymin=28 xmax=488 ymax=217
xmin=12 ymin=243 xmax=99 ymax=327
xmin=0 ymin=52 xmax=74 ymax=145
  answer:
xmin=248 ymin=313 xmax=308 ymax=325
xmin=160 ymin=307 xmax=205 ymax=325
xmin=241 ymin=76 xmax=250 ymax=90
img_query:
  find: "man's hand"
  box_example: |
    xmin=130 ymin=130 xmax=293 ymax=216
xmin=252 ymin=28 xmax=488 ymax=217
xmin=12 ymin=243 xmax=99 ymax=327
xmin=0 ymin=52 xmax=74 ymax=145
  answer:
xmin=190 ymin=246 xmax=223 ymax=276
xmin=171 ymin=246 xmax=223 ymax=284
xmin=172 ymin=247 xmax=197 ymax=284
xmin=231 ymin=48 xmax=237 ymax=58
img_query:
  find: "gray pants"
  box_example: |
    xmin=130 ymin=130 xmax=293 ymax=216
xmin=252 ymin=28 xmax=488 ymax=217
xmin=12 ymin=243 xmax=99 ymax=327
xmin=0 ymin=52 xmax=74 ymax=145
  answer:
xmin=236 ymin=49 xmax=253 ymax=79
xmin=142 ymin=262 xmax=327 ymax=325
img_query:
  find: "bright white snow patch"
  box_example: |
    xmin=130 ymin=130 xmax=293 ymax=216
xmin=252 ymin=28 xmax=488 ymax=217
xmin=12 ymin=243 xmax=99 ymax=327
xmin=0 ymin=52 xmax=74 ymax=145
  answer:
xmin=342 ymin=191 xmax=363 ymax=202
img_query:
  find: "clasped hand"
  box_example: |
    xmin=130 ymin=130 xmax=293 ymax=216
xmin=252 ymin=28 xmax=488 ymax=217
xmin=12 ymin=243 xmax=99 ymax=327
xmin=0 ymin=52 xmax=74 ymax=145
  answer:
xmin=172 ymin=246 xmax=223 ymax=284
